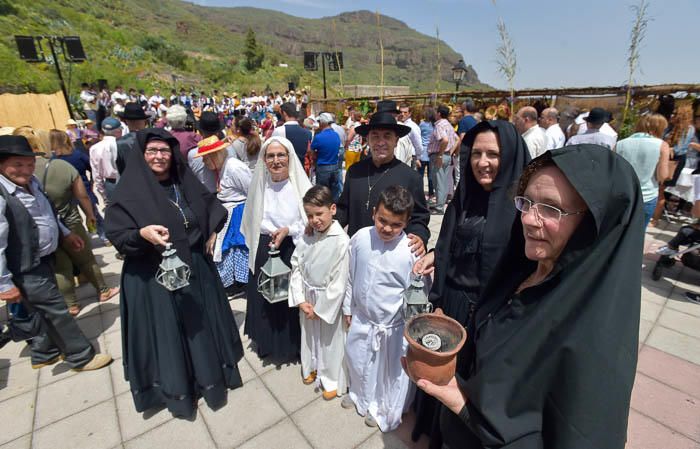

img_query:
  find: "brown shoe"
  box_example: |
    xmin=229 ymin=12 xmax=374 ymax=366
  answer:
xmin=302 ymin=371 xmax=317 ymax=385
xmin=31 ymin=354 xmax=63 ymax=370
xmin=322 ymin=389 xmax=337 ymax=400
xmin=71 ymin=353 xmax=112 ymax=372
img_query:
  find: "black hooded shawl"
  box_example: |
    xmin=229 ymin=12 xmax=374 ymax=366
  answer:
xmin=105 ymin=128 xmax=227 ymax=264
xmin=443 ymin=144 xmax=644 ymax=449
xmin=431 ymin=120 xmax=531 ymax=305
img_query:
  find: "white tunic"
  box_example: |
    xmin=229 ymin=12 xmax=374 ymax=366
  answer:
xmin=289 ymin=220 xmax=350 ymax=393
xmin=342 ymin=226 xmax=417 ymax=432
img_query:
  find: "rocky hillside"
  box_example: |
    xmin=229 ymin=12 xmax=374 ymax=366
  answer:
xmin=0 ymin=0 xmax=484 ymax=97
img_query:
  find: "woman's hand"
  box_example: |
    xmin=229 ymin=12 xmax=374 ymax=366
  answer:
xmin=400 ymin=359 xmax=467 ymax=415
xmin=139 ymin=225 xmax=170 ymax=246
xmin=63 ymin=233 xmax=85 ymax=252
xmin=413 ymin=251 xmax=436 ymax=275
xmin=206 ymin=232 xmax=217 ymax=256
xmin=0 ymin=285 xmax=22 ymax=303
xmin=271 ymin=226 xmax=290 ymax=249
xmin=407 ymin=234 xmax=426 ymax=257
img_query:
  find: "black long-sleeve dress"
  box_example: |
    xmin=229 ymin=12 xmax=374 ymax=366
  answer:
xmin=105 ymin=128 xmax=244 ymax=418
xmin=441 ymin=145 xmax=643 ymax=449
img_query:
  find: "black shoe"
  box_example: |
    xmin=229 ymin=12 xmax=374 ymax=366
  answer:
xmin=225 ymin=282 xmax=246 ymax=300
xmin=684 ymin=292 xmax=700 ymax=304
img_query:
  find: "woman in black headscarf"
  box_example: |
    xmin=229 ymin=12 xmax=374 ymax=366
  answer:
xmin=105 ymin=128 xmax=244 ymax=418
xmin=418 ymin=145 xmax=643 ymax=448
xmin=411 ymin=121 xmax=530 ymax=447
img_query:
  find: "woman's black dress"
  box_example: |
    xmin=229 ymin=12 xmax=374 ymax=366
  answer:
xmin=440 ymin=145 xmax=644 ymax=449
xmin=412 ymin=121 xmax=531 ymax=449
xmin=105 ymin=128 xmax=244 ymax=418
xmin=244 ymin=233 xmax=301 ymax=361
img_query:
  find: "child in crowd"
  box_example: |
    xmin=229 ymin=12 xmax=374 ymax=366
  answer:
xmin=342 ymin=185 xmax=418 ymax=431
xmin=289 ymin=185 xmax=350 ymax=400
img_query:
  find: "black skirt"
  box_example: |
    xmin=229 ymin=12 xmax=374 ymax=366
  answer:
xmin=412 ymin=284 xmax=478 ymax=448
xmin=120 ymin=246 xmax=244 ymax=418
xmin=244 ymin=234 xmax=301 ymax=361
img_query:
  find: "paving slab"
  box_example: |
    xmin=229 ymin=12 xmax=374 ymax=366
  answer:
xmin=260 ymin=361 xmax=321 ymax=414
xmin=637 ymin=345 xmax=700 ymax=400
xmin=0 ymin=434 xmax=30 ymax=449
xmin=292 ymin=395 xmax=377 ymax=449
xmin=199 ymin=378 xmax=286 ymax=448
xmin=237 ymin=417 xmax=311 ymax=449
xmin=0 ymin=391 xmax=35 ymax=446
xmin=658 ymin=308 xmax=700 ymax=339
xmin=123 ymin=416 xmax=215 ymax=449
xmin=646 ymin=325 xmax=700 ymax=366
xmin=32 ymin=400 xmax=121 ymax=449
xmin=630 ymin=373 xmax=700 ymax=441
xmin=626 ymin=409 xmax=700 ymax=449
xmin=0 ymin=359 xmax=37 ymax=403
xmin=115 ymin=391 xmax=174 ymax=442
xmin=34 ymin=365 xmax=113 ymax=429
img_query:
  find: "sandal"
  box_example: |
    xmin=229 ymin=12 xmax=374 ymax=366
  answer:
xmin=99 ymin=287 xmax=120 ymax=302
xmin=68 ymin=305 xmax=81 ymax=316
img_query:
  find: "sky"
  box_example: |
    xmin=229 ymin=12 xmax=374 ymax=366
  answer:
xmin=190 ymin=0 xmax=699 ymax=90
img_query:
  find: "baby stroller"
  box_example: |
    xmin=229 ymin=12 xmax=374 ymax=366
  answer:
xmin=652 ymin=224 xmax=700 ymax=281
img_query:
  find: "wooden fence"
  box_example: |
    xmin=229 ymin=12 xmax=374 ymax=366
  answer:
xmin=0 ymin=91 xmax=70 ymax=131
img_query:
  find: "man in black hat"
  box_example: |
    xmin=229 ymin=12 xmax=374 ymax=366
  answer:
xmin=336 ymin=112 xmax=429 ymax=254
xmin=376 ymin=100 xmax=416 ymax=166
xmin=0 ymin=136 xmax=112 ymax=371
xmin=566 ymin=107 xmax=618 ymax=150
xmin=116 ymin=102 xmax=149 ymax=173
xmin=187 ymin=111 xmax=226 ymax=192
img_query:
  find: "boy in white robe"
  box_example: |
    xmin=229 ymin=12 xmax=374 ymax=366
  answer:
xmin=342 ymin=185 xmax=418 ymax=431
xmin=289 ymin=185 xmax=350 ymax=400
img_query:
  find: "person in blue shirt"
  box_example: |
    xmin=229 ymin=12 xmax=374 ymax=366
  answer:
xmin=419 ymin=108 xmax=436 ymax=202
xmin=312 ymin=113 xmax=341 ymax=200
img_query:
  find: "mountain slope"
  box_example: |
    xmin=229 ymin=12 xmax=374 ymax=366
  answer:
xmin=0 ymin=0 xmax=484 ymax=97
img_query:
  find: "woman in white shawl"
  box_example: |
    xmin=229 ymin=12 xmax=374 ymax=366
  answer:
xmin=241 ymin=136 xmax=312 ymax=360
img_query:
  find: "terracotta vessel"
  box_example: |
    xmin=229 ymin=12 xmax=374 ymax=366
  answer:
xmin=404 ymin=311 xmax=467 ymax=386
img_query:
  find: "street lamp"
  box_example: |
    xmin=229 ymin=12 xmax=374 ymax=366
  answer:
xmin=451 ymin=59 xmax=468 ymax=93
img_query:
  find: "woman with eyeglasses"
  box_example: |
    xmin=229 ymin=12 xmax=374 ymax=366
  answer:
xmin=105 ymin=128 xmax=245 ymax=418
xmin=241 ymin=136 xmax=312 ymax=361
xmin=416 ymin=145 xmax=643 ymax=449
xmin=411 ymin=121 xmax=531 ymax=448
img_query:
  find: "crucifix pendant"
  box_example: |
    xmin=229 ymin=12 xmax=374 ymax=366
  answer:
xmin=366 ymin=199 xmax=370 ymax=209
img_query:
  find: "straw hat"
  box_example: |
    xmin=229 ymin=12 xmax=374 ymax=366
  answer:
xmin=193 ymin=135 xmax=228 ymax=158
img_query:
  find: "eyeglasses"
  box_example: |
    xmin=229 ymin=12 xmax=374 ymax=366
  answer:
xmin=265 ymin=152 xmax=288 ymax=161
xmin=514 ymin=196 xmax=585 ymax=223
xmin=145 ymin=148 xmax=172 ymax=157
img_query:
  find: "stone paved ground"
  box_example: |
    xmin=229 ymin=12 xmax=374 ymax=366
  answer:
xmin=0 ymin=214 xmax=698 ymax=449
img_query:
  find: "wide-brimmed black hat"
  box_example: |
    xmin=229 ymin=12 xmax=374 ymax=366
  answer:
xmin=197 ymin=111 xmax=223 ymax=133
xmin=120 ymin=102 xmax=148 ymax=120
xmin=376 ymin=100 xmax=400 ymax=114
xmin=355 ymin=112 xmax=411 ymax=138
xmin=584 ymin=107 xmax=608 ymax=125
xmin=0 ymin=135 xmax=35 ymax=157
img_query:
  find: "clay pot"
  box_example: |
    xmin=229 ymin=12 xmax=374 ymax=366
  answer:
xmin=403 ymin=311 xmax=467 ymax=386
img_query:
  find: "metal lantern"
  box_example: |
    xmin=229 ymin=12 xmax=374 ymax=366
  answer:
xmin=451 ymin=59 xmax=469 ymax=92
xmin=403 ymin=276 xmax=433 ymax=320
xmin=257 ymin=247 xmax=291 ymax=304
xmin=155 ymin=243 xmax=191 ymax=291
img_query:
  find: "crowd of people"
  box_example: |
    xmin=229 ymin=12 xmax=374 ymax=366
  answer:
xmin=1 ymin=86 xmax=699 ymax=448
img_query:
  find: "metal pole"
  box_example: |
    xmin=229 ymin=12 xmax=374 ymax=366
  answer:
xmin=46 ymin=37 xmax=74 ymax=119
xmin=321 ymin=52 xmax=327 ymax=99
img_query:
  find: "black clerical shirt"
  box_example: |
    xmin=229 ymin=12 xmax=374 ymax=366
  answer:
xmin=336 ymin=158 xmax=430 ymax=244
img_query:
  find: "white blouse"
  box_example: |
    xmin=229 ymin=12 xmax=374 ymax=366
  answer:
xmin=217 ymin=157 xmax=252 ymax=205
xmin=260 ymin=178 xmax=305 ymax=243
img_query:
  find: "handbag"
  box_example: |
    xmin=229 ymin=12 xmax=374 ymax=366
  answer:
xmin=7 ymin=310 xmax=43 ymax=342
